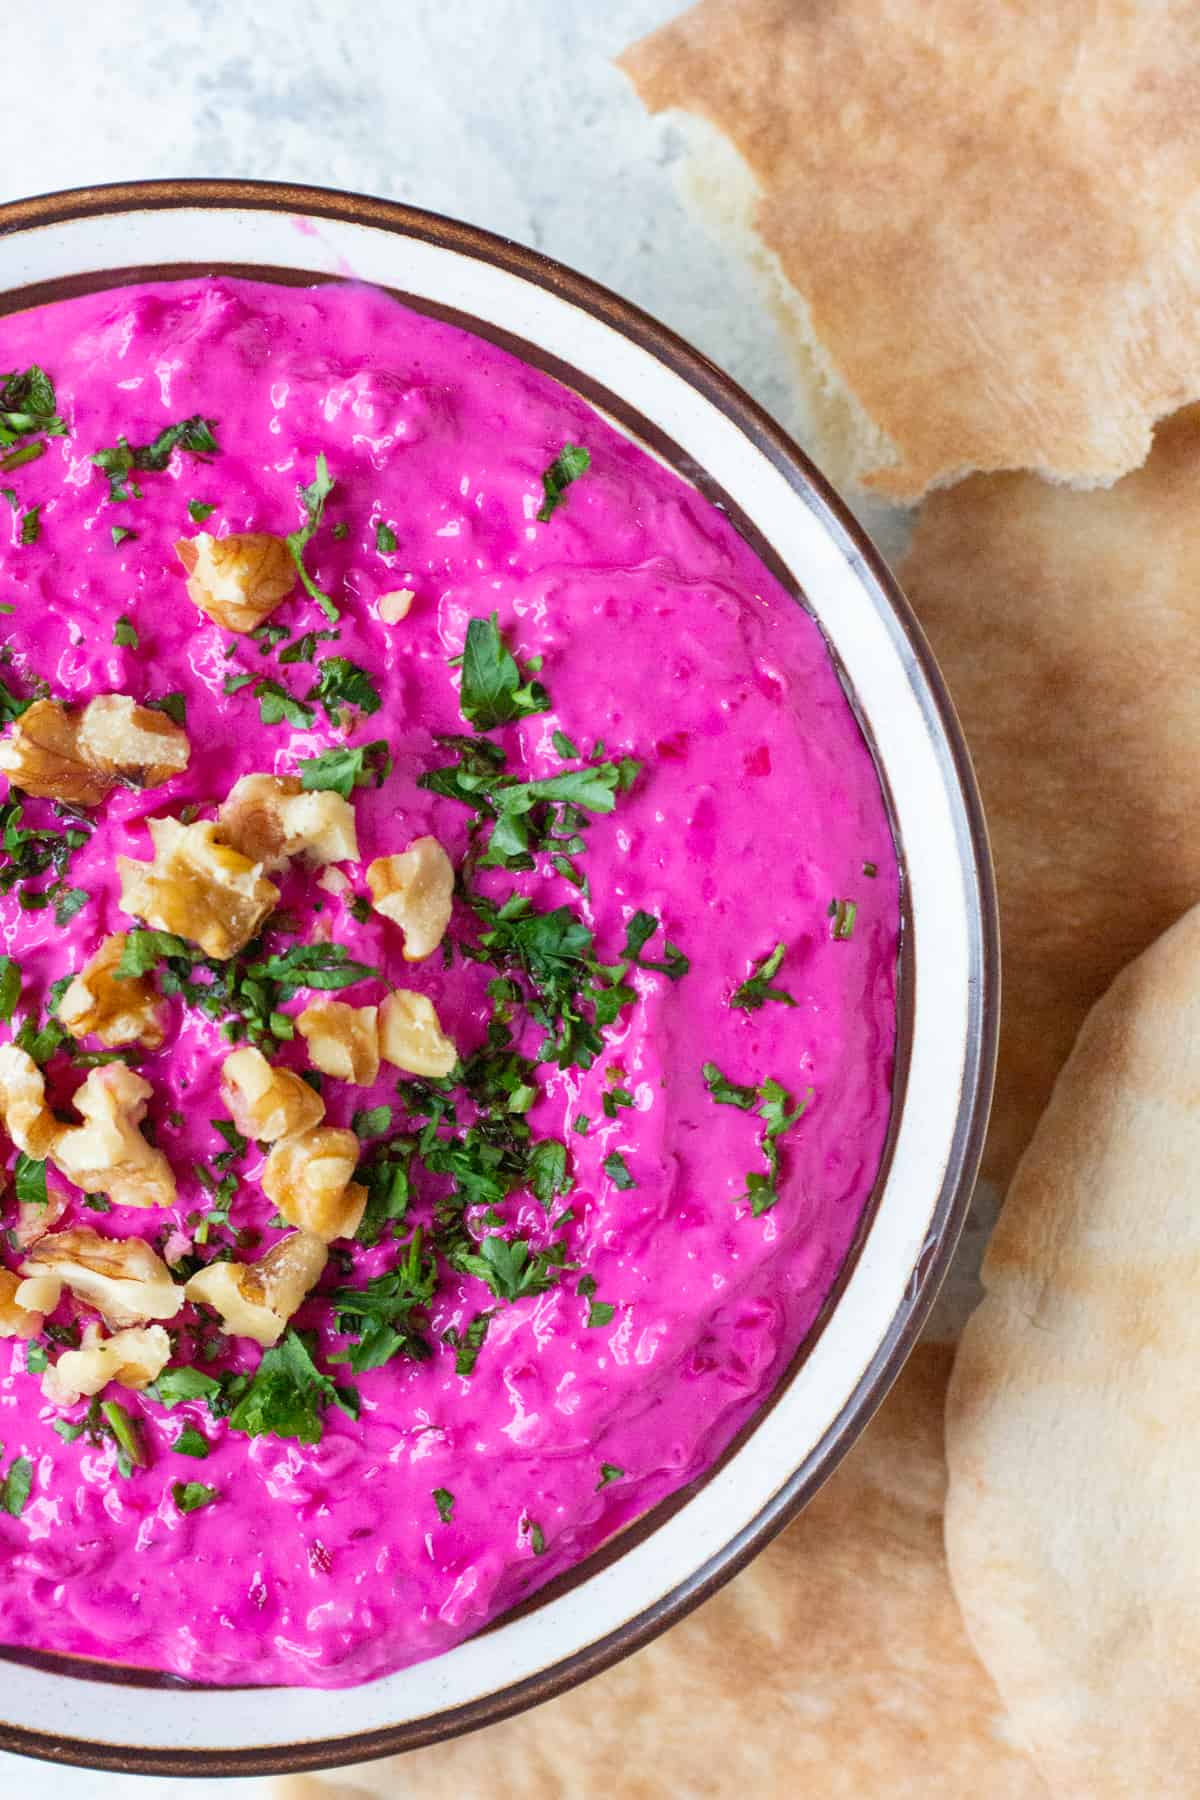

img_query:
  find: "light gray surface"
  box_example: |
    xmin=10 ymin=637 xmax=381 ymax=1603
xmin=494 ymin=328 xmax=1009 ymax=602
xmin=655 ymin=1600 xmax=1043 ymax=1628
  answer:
xmin=1 ymin=2 xmax=985 ymax=1790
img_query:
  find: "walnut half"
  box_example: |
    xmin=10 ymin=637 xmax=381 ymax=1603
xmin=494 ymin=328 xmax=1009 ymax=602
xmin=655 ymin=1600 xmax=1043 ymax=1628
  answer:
xmin=175 ymin=532 xmax=296 ymax=633
xmin=0 ymin=1043 xmax=63 ymax=1160
xmin=296 ymin=1001 xmax=380 ymax=1086
xmin=58 ymin=933 xmax=168 ymax=1050
xmin=378 ymin=990 xmax=458 ymax=1078
xmin=0 ymin=1268 xmax=45 ymax=1340
xmin=220 ymin=1046 xmax=325 ymax=1143
xmin=53 ymin=1064 xmax=177 ymax=1210
xmin=0 ymin=695 xmax=189 ymax=806
xmin=218 ymin=774 xmax=359 ymax=871
xmin=117 ymin=816 xmax=280 ymax=960
xmin=185 ymin=1231 xmax=327 ymax=1347
xmin=43 ymin=1322 xmax=171 ymax=1406
xmin=367 ymin=836 xmax=455 ymax=961
xmin=262 ymin=1127 xmax=366 ymax=1243
xmin=22 ymin=1226 xmax=183 ymax=1328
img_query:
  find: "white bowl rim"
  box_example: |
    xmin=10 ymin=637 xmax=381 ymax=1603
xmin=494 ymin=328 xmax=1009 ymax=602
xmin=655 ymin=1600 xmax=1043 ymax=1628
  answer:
xmin=0 ymin=178 xmax=999 ymax=1778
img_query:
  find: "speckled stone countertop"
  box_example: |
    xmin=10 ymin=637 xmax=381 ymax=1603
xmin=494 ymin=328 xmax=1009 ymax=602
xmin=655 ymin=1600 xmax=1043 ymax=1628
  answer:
xmin=0 ymin=3 xmax=993 ymax=1791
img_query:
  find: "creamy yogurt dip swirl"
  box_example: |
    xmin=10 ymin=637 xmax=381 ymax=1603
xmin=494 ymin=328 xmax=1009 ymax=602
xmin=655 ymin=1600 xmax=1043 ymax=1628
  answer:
xmin=0 ymin=278 xmax=898 ymax=1687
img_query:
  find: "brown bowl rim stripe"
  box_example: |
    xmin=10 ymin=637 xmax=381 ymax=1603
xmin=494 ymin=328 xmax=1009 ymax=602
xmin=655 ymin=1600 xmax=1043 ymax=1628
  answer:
xmin=0 ymin=177 xmax=999 ymax=1778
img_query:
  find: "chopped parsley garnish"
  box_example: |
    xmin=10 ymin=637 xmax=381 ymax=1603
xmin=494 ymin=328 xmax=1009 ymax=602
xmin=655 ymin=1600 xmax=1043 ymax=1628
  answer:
xmin=298 ymin=739 xmax=391 ymax=799
xmin=172 ymin=1481 xmax=218 ymax=1513
xmin=110 ymin=527 xmax=136 ymax=549
xmin=306 ymin=656 xmax=381 ymax=723
xmin=188 ymin=499 xmax=217 ymax=523
xmin=1 ymin=793 xmax=90 ymax=916
xmin=862 ymin=860 xmax=878 ymax=878
xmin=524 ymin=1517 xmax=547 ymax=1554
xmin=0 ymin=366 xmax=67 ymax=447
xmin=285 ymin=453 xmax=339 ymax=623
xmin=13 ymin=1153 xmax=47 ymax=1207
xmin=458 ymin=613 xmax=550 ymax=730
xmin=420 ymin=735 xmax=634 ymax=874
xmin=19 ymin=506 xmax=40 ymax=545
xmin=573 ymin=1115 xmax=590 ymax=1135
xmin=375 ymin=521 xmax=397 ymax=554
xmin=116 ymin=929 xmax=192 ymax=979
xmin=250 ymin=677 xmax=315 ymax=730
xmin=330 ymin=1229 xmax=438 ymax=1373
xmin=703 ymin=1064 xmax=812 ymax=1215
xmin=24 ymin=1343 xmax=48 ymax=1373
xmin=433 ymin=1486 xmax=455 ymax=1523
xmin=536 ymin=443 xmax=590 ymax=522
xmin=450 ymin=1231 xmax=566 ymax=1303
xmin=113 ymin=614 xmax=139 ymax=647
xmin=225 ymin=1330 xmax=355 ymax=1446
xmin=586 ymin=1300 xmax=616 ymax=1328
xmin=101 ymin=1400 xmax=148 ymax=1476
xmin=731 ymin=943 xmax=795 ymax=1011
xmin=0 ymin=440 xmax=46 ymax=474
xmin=351 ymin=1104 xmax=392 ymax=1140
xmin=246 ymin=942 xmax=378 ymax=998
xmin=147 ymin=1365 xmax=222 ymax=1409
xmin=601 ymin=1151 xmax=635 ymax=1190
xmin=278 ymin=627 xmax=338 ymax=665
xmin=150 ymin=691 xmax=187 ymax=727
xmin=53 ymin=886 xmax=89 ymax=927
xmin=831 ymin=898 xmax=858 ymax=940
xmin=92 ymin=415 xmax=218 ymax=501
xmin=0 ymin=1453 xmax=33 ymax=1517
xmin=552 ymin=729 xmax=580 ymax=759
xmin=173 ymin=1426 xmax=210 ymax=1459
xmin=0 ymin=956 xmax=20 ymax=1021
xmin=442 ymin=1309 xmax=493 ymax=1377
xmin=597 ymin=1462 xmax=624 ymax=1489
xmin=620 ymin=910 xmax=689 ymax=979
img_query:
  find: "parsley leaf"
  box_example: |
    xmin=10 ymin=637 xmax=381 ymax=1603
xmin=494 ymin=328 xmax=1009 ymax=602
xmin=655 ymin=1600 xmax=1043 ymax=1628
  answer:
xmin=352 ymin=1104 xmax=392 ymax=1139
xmin=524 ymin=1517 xmax=547 ymax=1554
xmin=586 ymin=1300 xmax=616 ymax=1328
xmin=702 ymin=1062 xmax=758 ymax=1110
xmin=147 ymin=1366 xmax=221 ymax=1409
xmin=245 ymin=942 xmax=377 ymax=998
xmin=442 ymin=1309 xmax=493 ymax=1377
xmin=459 ymin=613 xmax=550 ymax=731
xmin=451 ymin=1231 xmax=564 ymax=1302
xmin=92 ymin=415 xmax=218 ymax=501
xmin=172 ymin=1480 xmax=218 ymax=1513
xmin=0 ymin=955 xmax=20 ymax=1021
xmin=19 ymin=505 xmax=40 ymax=545
xmin=306 ymin=656 xmax=381 ymax=723
xmin=597 ymin=1462 xmax=624 ymax=1488
xmin=116 ymin=929 xmax=194 ymax=979
xmin=731 ymin=944 xmax=795 ymax=1011
xmin=150 ymin=691 xmax=187 ymax=727
xmin=14 ymin=1153 xmax=47 ymax=1206
xmin=620 ymin=910 xmax=688 ymax=980
xmin=298 ymin=739 xmax=391 ymax=799
xmin=601 ymin=1151 xmax=635 ymax=1190
xmin=173 ymin=1426 xmax=210 ymax=1459
xmin=188 ymin=500 xmax=217 ymax=523
xmin=54 ymin=886 xmax=88 ymax=927
xmin=285 ymin=454 xmax=339 ymax=623
xmin=703 ymin=1067 xmax=812 ymax=1215
xmin=831 ymin=898 xmax=858 ymax=940
xmin=226 ymin=1330 xmax=352 ymax=1445
xmin=110 ymin=527 xmax=136 ymax=549
xmin=0 ymin=1453 xmax=33 ymax=1517
xmin=253 ymin=678 xmax=315 ymax=730
xmin=0 ymin=366 xmax=67 ymax=446
xmin=375 ymin=521 xmax=397 ymax=554
xmin=536 ymin=443 xmax=590 ymax=522
xmin=432 ymin=1486 xmax=455 ymax=1523
xmin=527 ymin=1139 xmax=569 ymax=1208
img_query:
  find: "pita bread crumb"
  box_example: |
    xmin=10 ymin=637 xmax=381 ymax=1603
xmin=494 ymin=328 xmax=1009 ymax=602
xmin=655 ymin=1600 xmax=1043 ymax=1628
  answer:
xmin=899 ymin=403 xmax=1200 ymax=1184
xmin=622 ymin=0 xmax=1200 ymax=500
xmin=946 ymin=901 xmax=1200 ymax=1796
xmin=272 ymin=1347 xmax=1042 ymax=1800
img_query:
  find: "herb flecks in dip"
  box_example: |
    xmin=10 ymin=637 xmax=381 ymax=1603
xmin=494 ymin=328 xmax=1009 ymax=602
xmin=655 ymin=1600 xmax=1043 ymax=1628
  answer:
xmin=0 ymin=279 xmax=898 ymax=1687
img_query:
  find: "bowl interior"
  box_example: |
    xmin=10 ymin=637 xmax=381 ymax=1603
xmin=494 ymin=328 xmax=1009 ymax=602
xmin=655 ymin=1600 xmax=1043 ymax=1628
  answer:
xmin=0 ymin=182 xmax=996 ymax=1776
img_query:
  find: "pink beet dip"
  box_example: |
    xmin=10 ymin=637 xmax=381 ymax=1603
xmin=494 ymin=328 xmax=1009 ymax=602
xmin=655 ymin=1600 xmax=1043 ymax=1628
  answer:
xmin=0 ymin=277 xmax=899 ymax=1687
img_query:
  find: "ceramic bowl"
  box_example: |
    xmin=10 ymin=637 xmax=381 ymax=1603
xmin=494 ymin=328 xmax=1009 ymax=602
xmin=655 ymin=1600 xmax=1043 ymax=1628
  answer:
xmin=0 ymin=179 xmax=998 ymax=1777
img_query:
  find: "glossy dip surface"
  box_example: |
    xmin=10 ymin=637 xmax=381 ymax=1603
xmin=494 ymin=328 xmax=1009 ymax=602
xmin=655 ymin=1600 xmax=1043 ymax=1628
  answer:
xmin=0 ymin=277 xmax=899 ymax=1687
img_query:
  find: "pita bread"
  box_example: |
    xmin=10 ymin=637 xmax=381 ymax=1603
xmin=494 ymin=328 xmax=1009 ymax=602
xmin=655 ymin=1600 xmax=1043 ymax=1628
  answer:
xmin=273 ymin=1347 xmax=1042 ymax=1800
xmin=622 ymin=0 xmax=1200 ymax=500
xmin=899 ymin=403 xmax=1200 ymax=1185
xmin=945 ymin=901 xmax=1200 ymax=1795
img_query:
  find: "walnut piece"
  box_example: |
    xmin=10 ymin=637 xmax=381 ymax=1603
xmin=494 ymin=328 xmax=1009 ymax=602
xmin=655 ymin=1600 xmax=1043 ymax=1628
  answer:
xmin=185 ymin=1231 xmax=327 ymax=1347
xmin=22 ymin=1225 xmax=182 ymax=1327
xmin=175 ymin=531 xmax=296 ymax=633
xmin=261 ymin=1126 xmax=366 ymax=1242
xmin=0 ymin=1043 xmax=63 ymax=1160
xmin=378 ymin=990 xmax=458 ymax=1078
xmin=218 ymin=773 xmax=359 ymax=871
xmin=378 ymin=588 xmax=415 ymax=623
xmin=12 ymin=1188 xmax=67 ymax=1251
xmin=76 ymin=695 xmax=190 ymax=788
xmin=58 ymin=933 xmax=168 ymax=1050
xmin=0 ymin=698 xmax=112 ymax=806
xmin=117 ymin=815 xmax=280 ymax=960
xmin=0 ymin=695 xmax=190 ymax=806
xmin=220 ymin=1046 xmax=325 ymax=1143
xmin=366 ymin=836 xmax=455 ymax=961
xmin=53 ymin=1064 xmax=177 ymax=1210
xmin=296 ymin=1001 xmax=380 ymax=1085
xmin=43 ymin=1321 xmax=171 ymax=1406
xmin=0 ymin=1268 xmax=44 ymax=1340
xmin=15 ymin=1273 xmax=62 ymax=1314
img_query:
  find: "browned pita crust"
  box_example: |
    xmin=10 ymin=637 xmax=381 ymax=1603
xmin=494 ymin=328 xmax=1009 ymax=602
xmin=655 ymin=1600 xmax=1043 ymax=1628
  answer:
xmin=945 ymin=901 xmax=1200 ymax=1795
xmin=622 ymin=0 xmax=1200 ymax=500
xmin=899 ymin=404 xmax=1200 ymax=1183
xmin=273 ymin=1347 xmax=1042 ymax=1800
